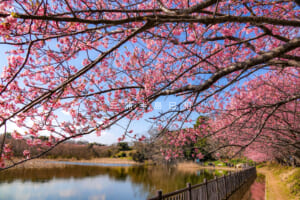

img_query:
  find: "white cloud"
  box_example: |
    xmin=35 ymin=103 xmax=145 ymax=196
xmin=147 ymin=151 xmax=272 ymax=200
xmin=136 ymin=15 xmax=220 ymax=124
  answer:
xmin=75 ymin=130 xmax=118 ymax=144
xmin=59 ymin=189 xmax=77 ymax=197
xmin=88 ymin=194 xmax=106 ymax=200
xmin=0 ymin=120 xmax=27 ymax=135
xmin=61 ymin=110 xmax=71 ymax=116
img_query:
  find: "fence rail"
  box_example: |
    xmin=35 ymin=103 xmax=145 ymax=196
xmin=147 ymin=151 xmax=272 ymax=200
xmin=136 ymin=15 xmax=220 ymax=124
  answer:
xmin=148 ymin=167 xmax=256 ymax=200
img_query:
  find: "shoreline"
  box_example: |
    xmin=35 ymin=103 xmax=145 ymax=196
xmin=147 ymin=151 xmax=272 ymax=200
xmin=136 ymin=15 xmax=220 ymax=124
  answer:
xmin=5 ymin=159 xmax=240 ymax=171
xmin=56 ymin=157 xmax=139 ymax=164
xmin=5 ymin=158 xmax=140 ymax=169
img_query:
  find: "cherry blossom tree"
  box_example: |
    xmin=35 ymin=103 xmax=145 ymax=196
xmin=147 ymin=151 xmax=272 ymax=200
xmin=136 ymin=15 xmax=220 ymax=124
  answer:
xmin=0 ymin=0 xmax=299 ymax=169
xmin=210 ymin=69 xmax=300 ymax=164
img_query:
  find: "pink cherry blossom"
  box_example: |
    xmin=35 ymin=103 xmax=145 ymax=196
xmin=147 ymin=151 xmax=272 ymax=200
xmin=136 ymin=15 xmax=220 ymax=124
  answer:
xmin=0 ymin=0 xmax=299 ymax=169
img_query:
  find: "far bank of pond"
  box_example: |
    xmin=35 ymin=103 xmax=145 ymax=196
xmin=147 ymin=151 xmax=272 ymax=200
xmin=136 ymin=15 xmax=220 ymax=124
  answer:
xmin=0 ymin=160 xmax=265 ymax=200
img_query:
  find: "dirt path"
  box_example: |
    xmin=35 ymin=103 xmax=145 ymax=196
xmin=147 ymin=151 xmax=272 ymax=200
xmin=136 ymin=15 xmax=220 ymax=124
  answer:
xmin=257 ymin=168 xmax=293 ymax=200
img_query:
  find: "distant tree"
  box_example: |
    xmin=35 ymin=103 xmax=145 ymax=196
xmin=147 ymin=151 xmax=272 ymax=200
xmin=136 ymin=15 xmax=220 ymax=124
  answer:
xmin=162 ymin=116 xmax=212 ymax=160
xmin=38 ymin=136 xmax=49 ymax=141
xmin=132 ymin=151 xmax=145 ymax=163
xmin=118 ymin=142 xmax=131 ymax=151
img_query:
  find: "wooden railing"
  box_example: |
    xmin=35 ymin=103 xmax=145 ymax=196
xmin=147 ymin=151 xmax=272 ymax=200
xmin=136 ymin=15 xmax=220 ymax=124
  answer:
xmin=148 ymin=167 xmax=257 ymax=200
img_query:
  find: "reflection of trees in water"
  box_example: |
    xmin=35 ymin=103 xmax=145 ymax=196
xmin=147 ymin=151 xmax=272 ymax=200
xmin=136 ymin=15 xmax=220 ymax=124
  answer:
xmin=226 ymin=174 xmax=265 ymax=200
xmin=0 ymin=164 xmax=220 ymax=197
xmin=248 ymin=174 xmax=265 ymax=200
xmin=126 ymin=166 xmax=217 ymax=197
xmin=0 ymin=165 xmax=131 ymax=183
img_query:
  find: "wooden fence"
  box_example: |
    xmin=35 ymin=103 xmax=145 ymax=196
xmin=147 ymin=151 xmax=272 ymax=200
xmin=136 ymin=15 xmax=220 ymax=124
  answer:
xmin=148 ymin=167 xmax=257 ymax=200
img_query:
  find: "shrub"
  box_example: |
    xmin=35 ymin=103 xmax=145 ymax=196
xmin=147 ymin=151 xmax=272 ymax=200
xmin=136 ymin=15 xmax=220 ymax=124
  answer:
xmin=132 ymin=151 xmax=145 ymax=162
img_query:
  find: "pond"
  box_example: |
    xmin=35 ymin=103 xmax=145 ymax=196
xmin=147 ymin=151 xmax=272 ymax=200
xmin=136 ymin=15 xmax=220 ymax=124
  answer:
xmin=0 ymin=161 xmax=264 ymax=200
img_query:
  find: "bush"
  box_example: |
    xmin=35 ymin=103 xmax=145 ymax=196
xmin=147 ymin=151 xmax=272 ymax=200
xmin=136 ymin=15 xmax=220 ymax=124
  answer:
xmin=116 ymin=151 xmax=127 ymax=158
xmin=0 ymin=135 xmax=116 ymax=159
xmin=132 ymin=151 xmax=145 ymax=162
xmin=121 ymin=152 xmax=126 ymax=157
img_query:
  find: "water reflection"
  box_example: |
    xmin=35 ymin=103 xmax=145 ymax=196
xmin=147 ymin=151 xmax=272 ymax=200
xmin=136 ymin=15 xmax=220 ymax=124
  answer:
xmin=46 ymin=160 xmax=134 ymax=167
xmin=0 ymin=163 xmax=223 ymax=200
xmin=249 ymin=174 xmax=265 ymax=200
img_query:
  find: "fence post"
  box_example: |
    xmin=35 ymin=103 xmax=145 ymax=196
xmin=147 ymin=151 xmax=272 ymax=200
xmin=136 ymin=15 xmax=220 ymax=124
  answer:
xmin=233 ymin=172 xmax=236 ymax=190
xmin=223 ymin=174 xmax=227 ymax=199
xmin=156 ymin=190 xmax=162 ymax=200
xmin=214 ymin=176 xmax=219 ymax=200
xmin=237 ymin=171 xmax=240 ymax=187
xmin=204 ymin=178 xmax=208 ymax=200
xmin=187 ymin=183 xmax=192 ymax=200
xmin=228 ymin=171 xmax=232 ymax=194
xmin=240 ymin=171 xmax=242 ymax=186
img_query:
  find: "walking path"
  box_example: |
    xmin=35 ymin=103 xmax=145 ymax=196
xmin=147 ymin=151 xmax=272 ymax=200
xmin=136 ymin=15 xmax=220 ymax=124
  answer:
xmin=257 ymin=168 xmax=293 ymax=200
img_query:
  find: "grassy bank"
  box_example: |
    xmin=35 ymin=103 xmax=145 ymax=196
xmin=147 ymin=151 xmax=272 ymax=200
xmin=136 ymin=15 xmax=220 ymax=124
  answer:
xmin=4 ymin=158 xmax=140 ymax=169
xmin=257 ymin=163 xmax=300 ymax=200
xmin=176 ymin=161 xmax=238 ymax=173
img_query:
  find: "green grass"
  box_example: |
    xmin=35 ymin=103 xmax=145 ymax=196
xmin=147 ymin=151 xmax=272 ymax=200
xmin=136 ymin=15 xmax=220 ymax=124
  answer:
xmin=256 ymin=164 xmax=265 ymax=168
xmin=203 ymin=158 xmax=255 ymax=167
xmin=287 ymin=168 xmax=300 ymax=196
xmin=227 ymin=158 xmax=256 ymax=166
xmin=113 ymin=150 xmax=135 ymax=159
xmin=256 ymin=173 xmax=266 ymax=183
xmin=203 ymin=160 xmax=226 ymax=166
xmin=265 ymin=163 xmax=292 ymax=175
xmin=214 ymin=160 xmax=226 ymax=166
